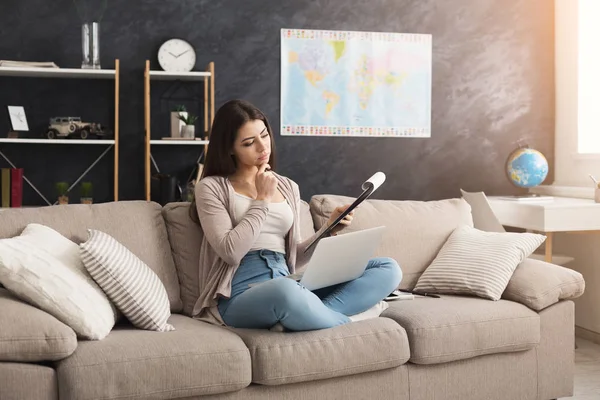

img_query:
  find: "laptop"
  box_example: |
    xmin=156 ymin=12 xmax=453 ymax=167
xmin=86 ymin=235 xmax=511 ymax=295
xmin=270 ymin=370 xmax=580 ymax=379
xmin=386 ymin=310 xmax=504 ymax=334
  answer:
xmin=290 ymin=225 xmax=386 ymax=291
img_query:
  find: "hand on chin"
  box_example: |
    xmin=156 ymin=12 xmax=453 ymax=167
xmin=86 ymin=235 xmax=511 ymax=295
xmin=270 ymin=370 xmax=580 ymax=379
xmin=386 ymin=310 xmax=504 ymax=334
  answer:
xmin=257 ymin=160 xmax=270 ymax=171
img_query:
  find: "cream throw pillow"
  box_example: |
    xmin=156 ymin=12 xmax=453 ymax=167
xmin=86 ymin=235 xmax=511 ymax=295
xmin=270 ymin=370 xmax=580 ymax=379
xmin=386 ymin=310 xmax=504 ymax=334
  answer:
xmin=0 ymin=224 xmax=118 ymax=340
xmin=414 ymin=225 xmax=546 ymax=300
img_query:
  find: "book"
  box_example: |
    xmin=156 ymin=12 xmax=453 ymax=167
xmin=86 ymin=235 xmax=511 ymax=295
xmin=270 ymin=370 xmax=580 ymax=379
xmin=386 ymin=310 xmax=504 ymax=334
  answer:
xmin=0 ymin=60 xmax=59 ymax=68
xmin=1 ymin=168 xmax=10 ymax=208
xmin=10 ymin=168 xmax=23 ymax=208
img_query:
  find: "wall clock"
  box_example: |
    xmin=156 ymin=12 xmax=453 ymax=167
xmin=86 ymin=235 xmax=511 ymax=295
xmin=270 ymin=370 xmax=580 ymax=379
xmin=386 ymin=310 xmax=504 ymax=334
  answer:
xmin=158 ymin=38 xmax=196 ymax=72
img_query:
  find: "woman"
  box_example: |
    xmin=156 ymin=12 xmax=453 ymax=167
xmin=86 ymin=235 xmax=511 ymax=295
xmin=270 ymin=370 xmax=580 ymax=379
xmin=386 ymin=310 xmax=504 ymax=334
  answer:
xmin=190 ymin=99 xmax=402 ymax=331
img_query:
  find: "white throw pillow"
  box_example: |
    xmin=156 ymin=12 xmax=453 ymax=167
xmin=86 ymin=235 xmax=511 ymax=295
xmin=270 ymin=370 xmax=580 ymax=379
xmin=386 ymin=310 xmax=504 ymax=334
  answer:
xmin=0 ymin=224 xmax=119 ymax=340
xmin=21 ymin=224 xmax=86 ymax=271
xmin=414 ymin=225 xmax=546 ymax=300
xmin=21 ymin=224 xmax=119 ymax=314
xmin=80 ymin=229 xmax=174 ymax=332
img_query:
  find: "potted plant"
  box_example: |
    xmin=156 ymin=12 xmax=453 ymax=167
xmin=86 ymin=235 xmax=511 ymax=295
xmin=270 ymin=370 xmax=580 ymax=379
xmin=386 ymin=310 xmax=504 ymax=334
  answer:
xmin=171 ymin=105 xmax=187 ymax=138
xmin=178 ymin=113 xmax=198 ymax=139
xmin=80 ymin=182 xmax=93 ymax=204
xmin=56 ymin=182 xmax=69 ymax=205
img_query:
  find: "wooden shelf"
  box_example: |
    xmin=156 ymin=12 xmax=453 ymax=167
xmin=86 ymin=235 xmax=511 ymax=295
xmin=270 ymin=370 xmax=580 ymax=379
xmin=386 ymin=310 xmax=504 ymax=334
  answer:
xmin=144 ymin=60 xmax=215 ymax=200
xmin=0 ymin=138 xmax=115 ymax=145
xmin=150 ymin=139 xmax=209 ymax=145
xmin=0 ymin=66 xmax=117 ymax=79
xmin=149 ymin=70 xmax=211 ymax=81
xmin=0 ymin=59 xmax=120 ymax=203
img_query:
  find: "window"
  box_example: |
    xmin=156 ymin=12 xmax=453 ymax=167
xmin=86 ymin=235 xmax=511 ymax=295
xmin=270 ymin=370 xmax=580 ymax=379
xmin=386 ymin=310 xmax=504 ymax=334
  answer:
xmin=578 ymin=0 xmax=600 ymax=153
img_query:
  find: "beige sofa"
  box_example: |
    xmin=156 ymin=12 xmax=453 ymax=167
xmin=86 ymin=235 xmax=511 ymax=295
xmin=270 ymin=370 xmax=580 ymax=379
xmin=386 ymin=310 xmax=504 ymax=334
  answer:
xmin=0 ymin=195 xmax=585 ymax=400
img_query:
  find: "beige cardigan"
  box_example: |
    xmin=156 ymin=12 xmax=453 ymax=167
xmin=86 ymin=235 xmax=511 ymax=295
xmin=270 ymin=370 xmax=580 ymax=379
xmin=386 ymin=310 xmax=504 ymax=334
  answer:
xmin=192 ymin=172 xmax=328 ymax=326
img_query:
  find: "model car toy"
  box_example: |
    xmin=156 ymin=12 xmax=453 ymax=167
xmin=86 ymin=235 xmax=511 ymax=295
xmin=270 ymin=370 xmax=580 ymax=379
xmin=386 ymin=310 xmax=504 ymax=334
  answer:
xmin=46 ymin=117 xmax=112 ymax=139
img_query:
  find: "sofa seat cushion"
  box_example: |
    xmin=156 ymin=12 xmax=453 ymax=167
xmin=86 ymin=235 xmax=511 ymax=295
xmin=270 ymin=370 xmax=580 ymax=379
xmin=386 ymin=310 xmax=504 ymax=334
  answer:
xmin=382 ymin=295 xmax=540 ymax=365
xmin=231 ymin=317 xmax=409 ymax=386
xmin=0 ymin=289 xmax=77 ymax=362
xmin=0 ymin=362 xmax=58 ymax=400
xmin=55 ymin=315 xmax=251 ymax=400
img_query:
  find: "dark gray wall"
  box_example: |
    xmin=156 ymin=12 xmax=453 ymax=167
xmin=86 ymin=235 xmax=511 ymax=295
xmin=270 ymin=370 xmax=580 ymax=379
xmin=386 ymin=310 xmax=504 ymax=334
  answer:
xmin=0 ymin=0 xmax=554 ymax=205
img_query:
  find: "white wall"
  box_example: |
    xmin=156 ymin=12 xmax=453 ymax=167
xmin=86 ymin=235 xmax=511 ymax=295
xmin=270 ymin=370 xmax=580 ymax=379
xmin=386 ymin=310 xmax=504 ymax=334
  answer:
xmin=555 ymin=0 xmax=600 ymax=186
xmin=553 ymin=0 xmax=600 ymax=338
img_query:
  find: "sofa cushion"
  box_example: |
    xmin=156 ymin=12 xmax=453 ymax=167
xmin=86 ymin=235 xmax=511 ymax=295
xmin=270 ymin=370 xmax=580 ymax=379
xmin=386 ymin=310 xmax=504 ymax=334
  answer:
xmin=56 ymin=314 xmax=251 ymax=400
xmin=298 ymin=199 xmax=316 ymax=239
xmin=382 ymin=295 xmax=540 ymax=365
xmin=414 ymin=225 xmax=546 ymax=301
xmin=503 ymin=257 xmax=585 ymax=311
xmin=310 ymin=195 xmax=473 ymax=288
xmin=230 ymin=317 xmax=409 ymax=386
xmin=0 ymin=362 xmax=58 ymax=400
xmin=162 ymin=203 xmax=202 ymax=317
xmin=0 ymin=289 xmax=77 ymax=362
xmin=0 ymin=202 xmax=182 ymax=312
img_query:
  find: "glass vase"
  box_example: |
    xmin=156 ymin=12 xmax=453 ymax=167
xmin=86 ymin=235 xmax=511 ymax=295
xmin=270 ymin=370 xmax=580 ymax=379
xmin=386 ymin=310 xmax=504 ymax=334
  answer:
xmin=81 ymin=22 xmax=101 ymax=69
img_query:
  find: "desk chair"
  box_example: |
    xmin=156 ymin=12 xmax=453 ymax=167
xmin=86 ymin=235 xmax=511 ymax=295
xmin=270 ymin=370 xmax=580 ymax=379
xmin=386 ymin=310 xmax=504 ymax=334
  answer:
xmin=459 ymin=189 xmax=574 ymax=266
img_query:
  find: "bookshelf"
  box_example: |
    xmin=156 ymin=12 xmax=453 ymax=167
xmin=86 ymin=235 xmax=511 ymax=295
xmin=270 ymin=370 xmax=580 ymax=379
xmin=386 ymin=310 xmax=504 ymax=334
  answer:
xmin=143 ymin=61 xmax=214 ymax=201
xmin=0 ymin=60 xmax=120 ymax=206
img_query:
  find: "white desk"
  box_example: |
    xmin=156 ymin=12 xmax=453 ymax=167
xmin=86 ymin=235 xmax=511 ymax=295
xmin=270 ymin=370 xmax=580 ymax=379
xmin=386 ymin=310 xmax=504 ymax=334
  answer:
xmin=488 ymin=196 xmax=600 ymax=262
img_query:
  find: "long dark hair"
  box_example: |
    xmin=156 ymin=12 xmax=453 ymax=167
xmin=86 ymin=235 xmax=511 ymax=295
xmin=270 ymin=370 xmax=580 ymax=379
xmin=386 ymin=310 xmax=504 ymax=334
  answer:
xmin=189 ymin=99 xmax=277 ymax=223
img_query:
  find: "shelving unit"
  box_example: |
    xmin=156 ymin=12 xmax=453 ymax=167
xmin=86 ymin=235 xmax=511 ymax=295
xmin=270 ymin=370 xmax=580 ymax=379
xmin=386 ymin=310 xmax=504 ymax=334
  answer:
xmin=143 ymin=60 xmax=214 ymax=201
xmin=0 ymin=61 xmax=120 ymax=205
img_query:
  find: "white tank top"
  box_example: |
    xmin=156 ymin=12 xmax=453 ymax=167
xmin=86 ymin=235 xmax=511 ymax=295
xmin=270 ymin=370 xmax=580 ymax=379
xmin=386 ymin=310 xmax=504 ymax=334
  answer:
xmin=232 ymin=192 xmax=294 ymax=254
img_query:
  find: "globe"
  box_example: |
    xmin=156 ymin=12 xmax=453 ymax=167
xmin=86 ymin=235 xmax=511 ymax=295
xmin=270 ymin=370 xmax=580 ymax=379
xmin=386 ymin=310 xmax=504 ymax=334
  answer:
xmin=506 ymin=147 xmax=549 ymax=188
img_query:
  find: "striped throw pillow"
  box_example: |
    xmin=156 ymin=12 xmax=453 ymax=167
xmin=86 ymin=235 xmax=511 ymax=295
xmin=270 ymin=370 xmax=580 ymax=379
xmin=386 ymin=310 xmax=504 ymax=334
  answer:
xmin=80 ymin=229 xmax=175 ymax=332
xmin=414 ymin=225 xmax=546 ymax=301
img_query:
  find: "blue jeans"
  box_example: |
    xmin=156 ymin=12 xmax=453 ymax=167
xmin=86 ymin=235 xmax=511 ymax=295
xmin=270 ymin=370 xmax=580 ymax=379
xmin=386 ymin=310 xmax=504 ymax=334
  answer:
xmin=217 ymin=249 xmax=402 ymax=332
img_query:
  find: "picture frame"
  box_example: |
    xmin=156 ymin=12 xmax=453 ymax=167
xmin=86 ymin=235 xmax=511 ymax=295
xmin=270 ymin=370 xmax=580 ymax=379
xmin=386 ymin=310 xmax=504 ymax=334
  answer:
xmin=7 ymin=105 xmax=29 ymax=131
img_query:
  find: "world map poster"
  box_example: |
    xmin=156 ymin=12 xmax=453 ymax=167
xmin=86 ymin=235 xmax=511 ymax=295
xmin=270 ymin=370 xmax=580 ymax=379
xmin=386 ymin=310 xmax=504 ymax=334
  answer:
xmin=280 ymin=28 xmax=432 ymax=138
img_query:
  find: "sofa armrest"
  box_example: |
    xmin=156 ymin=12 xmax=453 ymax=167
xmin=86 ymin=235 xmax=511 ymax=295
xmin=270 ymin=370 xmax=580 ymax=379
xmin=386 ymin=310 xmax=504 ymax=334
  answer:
xmin=0 ymin=289 xmax=77 ymax=362
xmin=502 ymin=258 xmax=585 ymax=311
